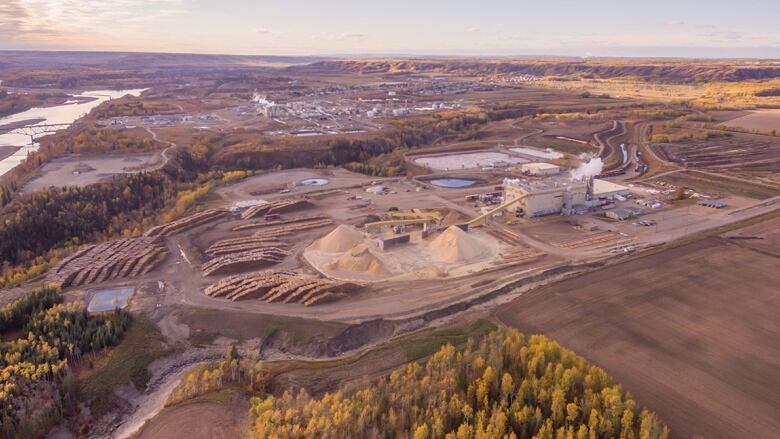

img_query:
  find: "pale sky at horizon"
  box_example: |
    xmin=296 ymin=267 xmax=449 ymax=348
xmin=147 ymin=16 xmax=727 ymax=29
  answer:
xmin=1 ymin=0 xmax=780 ymax=58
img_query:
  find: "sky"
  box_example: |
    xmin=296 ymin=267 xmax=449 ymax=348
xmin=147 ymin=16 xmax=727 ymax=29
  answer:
xmin=1 ymin=0 xmax=780 ymax=58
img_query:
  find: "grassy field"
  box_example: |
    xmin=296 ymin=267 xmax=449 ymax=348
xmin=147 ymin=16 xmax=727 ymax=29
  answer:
xmin=174 ymin=306 xmax=349 ymax=347
xmin=78 ymin=317 xmax=170 ymax=416
xmin=494 ymin=234 xmax=780 ymax=439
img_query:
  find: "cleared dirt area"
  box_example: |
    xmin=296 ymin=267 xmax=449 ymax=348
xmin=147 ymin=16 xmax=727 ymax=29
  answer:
xmin=651 ymin=170 xmax=780 ymax=200
xmin=721 ymin=109 xmax=780 ymax=132
xmin=494 ymin=236 xmax=780 ymax=439
xmin=22 ymin=153 xmax=160 ymax=191
xmin=655 ymin=132 xmax=780 ymax=182
xmin=135 ymin=395 xmax=248 ymax=439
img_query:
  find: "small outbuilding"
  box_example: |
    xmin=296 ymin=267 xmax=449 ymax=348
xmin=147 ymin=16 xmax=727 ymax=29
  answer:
xmin=606 ymin=208 xmax=635 ymax=221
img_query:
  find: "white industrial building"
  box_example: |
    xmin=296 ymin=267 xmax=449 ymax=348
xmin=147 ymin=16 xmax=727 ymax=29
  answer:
xmin=521 ymin=162 xmax=561 ymax=176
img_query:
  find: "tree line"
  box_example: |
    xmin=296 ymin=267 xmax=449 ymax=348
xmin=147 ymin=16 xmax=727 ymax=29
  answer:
xmin=0 ymin=287 xmax=131 ymax=438
xmin=0 ymin=172 xmax=175 ymax=266
xmin=249 ymin=328 xmax=669 ymax=439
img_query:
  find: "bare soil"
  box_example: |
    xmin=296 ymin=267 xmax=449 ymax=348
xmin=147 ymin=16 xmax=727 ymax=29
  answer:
xmin=134 ymin=394 xmax=249 ymax=439
xmin=494 ymin=236 xmax=780 ymax=439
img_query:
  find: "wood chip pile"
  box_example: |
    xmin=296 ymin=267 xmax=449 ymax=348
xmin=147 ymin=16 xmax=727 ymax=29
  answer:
xmin=47 ymin=237 xmax=169 ymax=288
xmin=240 ymin=199 xmax=313 ymax=220
xmin=204 ymin=270 xmax=360 ymax=305
xmin=144 ymin=209 xmax=229 ymax=238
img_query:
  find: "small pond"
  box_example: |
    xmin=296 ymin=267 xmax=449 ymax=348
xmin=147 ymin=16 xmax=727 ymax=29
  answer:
xmin=88 ymin=287 xmax=135 ymax=313
xmin=429 ymin=178 xmax=477 ymax=188
xmin=299 ymin=178 xmax=329 ymax=186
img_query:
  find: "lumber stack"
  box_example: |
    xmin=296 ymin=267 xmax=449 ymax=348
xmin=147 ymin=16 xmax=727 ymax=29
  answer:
xmin=240 ymin=199 xmax=313 ymax=220
xmin=47 ymin=237 xmax=169 ymax=288
xmin=144 ymin=209 xmax=229 ymax=238
xmin=232 ymin=215 xmax=332 ymax=232
xmin=205 ymin=237 xmax=289 ymax=257
xmin=203 ymin=271 xmax=360 ymax=306
xmin=201 ymin=248 xmax=290 ymax=276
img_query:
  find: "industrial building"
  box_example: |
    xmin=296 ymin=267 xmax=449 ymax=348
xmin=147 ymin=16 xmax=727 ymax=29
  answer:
xmin=501 ymin=177 xmax=631 ymax=218
xmin=592 ymin=179 xmax=631 ymax=199
xmin=521 ymin=162 xmax=561 ymax=176
xmin=503 ymin=178 xmax=588 ymax=217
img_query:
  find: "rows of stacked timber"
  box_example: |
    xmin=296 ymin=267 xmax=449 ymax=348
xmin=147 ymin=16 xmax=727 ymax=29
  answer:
xmin=240 ymin=199 xmax=313 ymax=220
xmin=232 ymin=215 xmax=332 ymax=232
xmin=144 ymin=209 xmax=229 ymax=238
xmin=47 ymin=237 xmax=169 ymax=288
xmin=551 ymin=231 xmax=631 ymax=250
xmin=204 ymin=270 xmax=360 ymax=306
xmin=201 ymin=248 xmax=290 ymax=276
xmin=206 ymin=238 xmax=289 ymax=257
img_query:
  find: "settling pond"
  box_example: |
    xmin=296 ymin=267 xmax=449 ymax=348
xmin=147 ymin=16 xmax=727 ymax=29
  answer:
xmin=298 ymin=178 xmax=329 ymax=186
xmin=87 ymin=287 xmax=135 ymax=313
xmin=429 ymin=178 xmax=477 ymax=188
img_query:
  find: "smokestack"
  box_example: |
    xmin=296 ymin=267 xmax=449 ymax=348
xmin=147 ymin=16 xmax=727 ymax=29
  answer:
xmin=586 ymin=176 xmax=594 ymax=201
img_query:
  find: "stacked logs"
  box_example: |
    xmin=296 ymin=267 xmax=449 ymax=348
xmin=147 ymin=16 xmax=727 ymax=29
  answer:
xmin=203 ymin=270 xmax=359 ymax=306
xmin=201 ymin=248 xmax=290 ymax=276
xmin=232 ymin=215 xmax=332 ymax=232
xmin=240 ymin=199 xmax=313 ymax=220
xmin=205 ymin=237 xmax=289 ymax=257
xmin=47 ymin=237 xmax=169 ymax=288
xmin=144 ymin=209 xmax=229 ymax=238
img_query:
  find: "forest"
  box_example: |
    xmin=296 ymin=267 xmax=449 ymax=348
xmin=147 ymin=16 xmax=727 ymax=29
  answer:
xmin=0 ymin=172 xmax=175 ymax=265
xmin=249 ymin=328 xmax=669 ymax=439
xmin=0 ymin=286 xmax=131 ymax=438
xmin=210 ymin=106 xmax=535 ymax=172
xmin=0 ymin=90 xmax=69 ymax=118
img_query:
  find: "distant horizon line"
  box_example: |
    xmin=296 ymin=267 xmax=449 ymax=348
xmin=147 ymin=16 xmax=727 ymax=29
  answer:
xmin=1 ymin=48 xmax=780 ymax=62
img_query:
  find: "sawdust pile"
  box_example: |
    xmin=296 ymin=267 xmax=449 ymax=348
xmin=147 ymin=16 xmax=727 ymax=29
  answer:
xmin=314 ymin=224 xmax=364 ymax=253
xmin=428 ymin=226 xmax=489 ymax=263
xmin=325 ymin=243 xmax=389 ymax=275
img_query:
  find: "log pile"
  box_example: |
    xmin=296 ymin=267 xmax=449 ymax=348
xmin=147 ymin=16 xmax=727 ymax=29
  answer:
xmin=201 ymin=248 xmax=290 ymax=276
xmin=144 ymin=209 xmax=229 ymax=238
xmin=203 ymin=270 xmax=360 ymax=306
xmin=551 ymin=231 xmax=627 ymax=250
xmin=240 ymin=199 xmax=313 ymax=220
xmin=47 ymin=237 xmax=169 ymax=288
xmin=232 ymin=215 xmax=332 ymax=232
xmin=206 ymin=237 xmax=289 ymax=257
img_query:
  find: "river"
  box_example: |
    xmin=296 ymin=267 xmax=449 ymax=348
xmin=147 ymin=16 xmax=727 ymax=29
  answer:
xmin=0 ymin=88 xmax=146 ymax=177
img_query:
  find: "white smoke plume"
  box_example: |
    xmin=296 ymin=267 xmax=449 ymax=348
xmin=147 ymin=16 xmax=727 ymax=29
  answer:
xmin=570 ymin=157 xmax=603 ymax=181
xmin=252 ymin=92 xmax=272 ymax=106
xmin=503 ymin=177 xmax=522 ymax=187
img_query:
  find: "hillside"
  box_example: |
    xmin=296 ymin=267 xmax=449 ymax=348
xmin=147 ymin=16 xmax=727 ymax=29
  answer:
xmin=290 ymin=58 xmax=780 ymax=83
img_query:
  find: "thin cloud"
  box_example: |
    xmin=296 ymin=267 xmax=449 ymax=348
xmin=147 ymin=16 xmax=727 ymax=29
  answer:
xmin=663 ymin=20 xmax=685 ymax=27
xmin=340 ymin=32 xmax=369 ymax=40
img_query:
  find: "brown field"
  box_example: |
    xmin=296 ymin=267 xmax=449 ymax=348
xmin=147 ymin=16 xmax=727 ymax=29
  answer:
xmin=651 ymin=170 xmax=780 ymax=200
xmin=135 ymin=393 xmax=248 ymax=439
xmin=656 ymin=131 xmax=780 ymax=181
xmin=721 ymin=109 xmax=780 ymax=132
xmin=494 ymin=236 xmax=780 ymax=439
